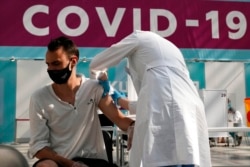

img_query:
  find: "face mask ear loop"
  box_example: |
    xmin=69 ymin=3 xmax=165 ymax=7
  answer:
xmin=66 ymin=58 xmax=73 ymax=72
xmin=69 ymin=61 xmax=73 ymax=71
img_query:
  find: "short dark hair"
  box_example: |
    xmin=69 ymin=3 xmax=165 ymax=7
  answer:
xmin=47 ymin=36 xmax=79 ymax=59
xmin=228 ymin=107 xmax=235 ymax=113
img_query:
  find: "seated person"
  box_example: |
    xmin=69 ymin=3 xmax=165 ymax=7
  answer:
xmin=28 ymin=36 xmax=134 ymax=167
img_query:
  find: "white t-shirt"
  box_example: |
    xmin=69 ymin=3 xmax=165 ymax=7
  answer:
xmin=228 ymin=110 xmax=243 ymax=126
xmin=28 ymin=76 xmax=108 ymax=160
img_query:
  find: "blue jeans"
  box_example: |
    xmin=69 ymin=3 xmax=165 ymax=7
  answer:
xmin=161 ymin=165 xmax=195 ymax=167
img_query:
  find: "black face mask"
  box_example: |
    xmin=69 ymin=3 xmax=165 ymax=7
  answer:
xmin=47 ymin=62 xmax=72 ymax=84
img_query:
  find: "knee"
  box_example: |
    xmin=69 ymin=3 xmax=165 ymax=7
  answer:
xmin=35 ymin=159 xmax=58 ymax=167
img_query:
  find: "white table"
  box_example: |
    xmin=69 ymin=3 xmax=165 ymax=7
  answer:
xmin=208 ymin=127 xmax=250 ymax=145
xmin=208 ymin=127 xmax=250 ymax=132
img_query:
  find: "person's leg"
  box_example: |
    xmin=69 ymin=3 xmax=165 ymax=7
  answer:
xmin=229 ymin=132 xmax=238 ymax=145
xmin=72 ymin=157 xmax=110 ymax=167
xmin=236 ymin=133 xmax=242 ymax=146
xmin=32 ymin=159 xmax=62 ymax=167
xmin=229 ymin=132 xmax=236 ymax=138
xmin=161 ymin=165 xmax=195 ymax=167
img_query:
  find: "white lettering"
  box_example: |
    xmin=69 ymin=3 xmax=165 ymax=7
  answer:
xmin=226 ymin=11 xmax=246 ymax=40
xmin=96 ymin=7 xmax=125 ymax=37
xmin=57 ymin=6 xmax=89 ymax=36
xmin=150 ymin=9 xmax=177 ymax=37
xmin=23 ymin=5 xmax=49 ymax=36
xmin=111 ymin=81 xmax=127 ymax=92
xmin=23 ymin=5 xmax=178 ymax=38
xmin=133 ymin=8 xmax=141 ymax=31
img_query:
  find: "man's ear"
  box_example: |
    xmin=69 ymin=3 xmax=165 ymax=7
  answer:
xmin=70 ymin=55 xmax=78 ymax=67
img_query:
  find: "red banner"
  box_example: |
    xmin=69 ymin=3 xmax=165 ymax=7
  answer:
xmin=0 ymin=0 xmax=250 ymax=49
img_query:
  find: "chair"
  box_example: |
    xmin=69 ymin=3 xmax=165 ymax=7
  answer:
xmin=99 ymin=114 xmax=115 ymax=164
xmin=0 ymin=144 xmax=29 ymax=167
xmin=99 ymin=114 xmax=114 ymax=137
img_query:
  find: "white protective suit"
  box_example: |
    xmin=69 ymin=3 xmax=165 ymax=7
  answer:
xmin=90 ymin=30 xmax=211 ymax=167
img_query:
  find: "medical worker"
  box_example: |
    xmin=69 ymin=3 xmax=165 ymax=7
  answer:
xmin=90 ymin=30 xmax=212 ymax=167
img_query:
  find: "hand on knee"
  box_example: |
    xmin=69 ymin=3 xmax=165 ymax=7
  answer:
xmin=35 ymin=160 xmax=58 ymax=167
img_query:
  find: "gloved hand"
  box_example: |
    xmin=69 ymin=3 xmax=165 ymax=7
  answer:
xmin=111 ymin=90 xmax=124 ymax=105
xmin=99 ymin=80 xmax=110 ymax=98
xmin=97 ymin=71 xmax=110 ymax=98
xmin=72 ymin=161 xmax=89 ymax=167
xmin=127 ymin=122 xmax=135 ymax=150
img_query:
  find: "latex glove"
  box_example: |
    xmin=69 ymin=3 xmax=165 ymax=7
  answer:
xmin=127 ymin=125 xmax=134 ymax=150
xmin=72 ymin=161 xmax=89 ymax=167
xmin=97 ymin=72 xmax=110 ymax=98
xmin=99 ymin=80 xmax=110 ymax=98
xmin=111 ymin=90 xmax=125 ymax=105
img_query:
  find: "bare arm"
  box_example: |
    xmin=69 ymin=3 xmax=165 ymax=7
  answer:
xmin=35 ymin=147 xmax=74 ymax=167
xmin=117 ymin=98 xmax=130 ymax=110
xmin=98 ymin=95 xmax=134 ymax=131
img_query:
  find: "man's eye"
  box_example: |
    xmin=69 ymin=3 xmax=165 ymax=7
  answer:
xmin=52 ymin=62 xmax=61 ymax=66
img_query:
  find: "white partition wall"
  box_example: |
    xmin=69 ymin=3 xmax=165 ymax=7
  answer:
xmin=205 ymin=62 xmax=246 ymax=125
xmin=16 ymin=60 xmax=50 ymax=142
xmin=199 ymin=89 xmax=228 ymax=137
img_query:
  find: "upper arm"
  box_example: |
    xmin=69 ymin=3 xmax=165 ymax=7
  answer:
xmin=29 ymin=94 xmax=50 ymax=157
